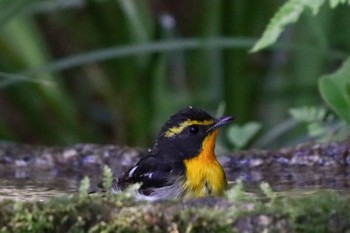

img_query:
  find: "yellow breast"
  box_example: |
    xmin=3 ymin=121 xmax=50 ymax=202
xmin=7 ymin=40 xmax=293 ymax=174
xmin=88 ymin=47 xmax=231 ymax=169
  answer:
xmin=183 ymin=130 xmax=227 ymax=197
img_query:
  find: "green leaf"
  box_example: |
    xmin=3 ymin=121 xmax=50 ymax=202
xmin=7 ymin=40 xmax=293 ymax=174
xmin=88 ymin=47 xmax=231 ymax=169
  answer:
xmin=227 ymin=122 xmax=262 ymax=149
xmin=79 ymin=176 xmax=90 ymax=201
xmin=289 ymin=107 xmax=328 ymax=138
xmin=330 ymin=0 xmax=350 ymax=7
xmin=319 ymin=57 xmax=350 ymax=125
xmin=226 ymin=179 xmax=246 ymax=202
xmin=307 ymin=122 xmax=326 ymax=137
xmin=260 ymin=182 xmax=277 ymax=200
xmin=346 ymin=83 xmax=350 ymax=98
xmin=289 ymin=106 xmax=326 ymax=123
xmin=251 ymin=0 xmax=326 ymax=52
xmin=102 ymin=165 xmax=113 ymax=195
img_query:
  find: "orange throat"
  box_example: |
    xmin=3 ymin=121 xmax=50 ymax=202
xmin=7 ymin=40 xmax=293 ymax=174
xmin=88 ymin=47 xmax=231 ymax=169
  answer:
xmin=183 ymin=130 xmax=227 ymax=197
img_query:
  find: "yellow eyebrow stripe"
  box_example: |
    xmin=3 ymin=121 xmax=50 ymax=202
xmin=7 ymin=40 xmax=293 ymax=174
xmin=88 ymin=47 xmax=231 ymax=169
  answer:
xmin=164 ymin=119 xmax=214 ymax=137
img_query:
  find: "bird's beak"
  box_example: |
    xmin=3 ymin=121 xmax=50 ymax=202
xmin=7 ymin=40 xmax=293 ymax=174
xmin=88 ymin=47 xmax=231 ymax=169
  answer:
xmin=206 ymin=116 xmax=234 ymax=133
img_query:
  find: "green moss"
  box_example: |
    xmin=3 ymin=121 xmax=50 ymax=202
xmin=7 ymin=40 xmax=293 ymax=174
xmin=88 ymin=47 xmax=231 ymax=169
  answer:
xmin=271 ymin=191 xmax=350 ymax=233
xmin=0 ymin=189 xmax=350 ymax=232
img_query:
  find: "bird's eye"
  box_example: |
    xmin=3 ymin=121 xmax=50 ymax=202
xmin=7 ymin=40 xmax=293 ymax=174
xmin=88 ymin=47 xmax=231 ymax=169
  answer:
xmin=189 ymin=125 xmax=199 ymax=134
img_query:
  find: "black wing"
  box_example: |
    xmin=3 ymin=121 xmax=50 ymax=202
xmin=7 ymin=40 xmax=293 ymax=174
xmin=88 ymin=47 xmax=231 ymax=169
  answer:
xmin=116 ymin=155 xmax=183 ymax=195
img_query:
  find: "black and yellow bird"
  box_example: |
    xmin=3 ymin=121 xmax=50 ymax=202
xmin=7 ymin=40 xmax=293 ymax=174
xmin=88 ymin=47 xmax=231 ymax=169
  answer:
xmin=112 ymin=106 xmax=233 ymax=200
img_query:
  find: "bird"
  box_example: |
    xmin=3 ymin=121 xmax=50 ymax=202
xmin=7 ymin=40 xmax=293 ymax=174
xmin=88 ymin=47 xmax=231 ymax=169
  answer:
xmin=112 ymin=106 xmax=233 ymax=201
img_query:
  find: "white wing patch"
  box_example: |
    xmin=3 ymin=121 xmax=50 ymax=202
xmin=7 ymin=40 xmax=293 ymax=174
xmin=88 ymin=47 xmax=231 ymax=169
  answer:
xmin=128 ymin=166 xmax=138 ymax=178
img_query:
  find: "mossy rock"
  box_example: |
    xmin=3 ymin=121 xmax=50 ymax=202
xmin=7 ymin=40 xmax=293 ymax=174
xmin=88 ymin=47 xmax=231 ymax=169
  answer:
xmin=1 ymin=189 xmax=350 ymax=233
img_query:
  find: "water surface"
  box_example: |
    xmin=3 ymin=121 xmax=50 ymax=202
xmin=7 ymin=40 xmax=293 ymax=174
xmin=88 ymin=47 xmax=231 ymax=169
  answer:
xmin=1 ymin=165 xmax=350 ymax=201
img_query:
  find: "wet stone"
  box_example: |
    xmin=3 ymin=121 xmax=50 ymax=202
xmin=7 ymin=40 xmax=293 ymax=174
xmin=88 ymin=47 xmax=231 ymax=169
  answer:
xmin=2 ymin=141 xmax=350 ymax=195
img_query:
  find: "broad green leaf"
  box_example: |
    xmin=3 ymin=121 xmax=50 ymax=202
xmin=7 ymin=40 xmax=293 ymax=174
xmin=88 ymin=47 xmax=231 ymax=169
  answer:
xmin=227 ymin=122 xmax=262 ymax=149
xmin=319 ymin=57 xmax=350 ymax=125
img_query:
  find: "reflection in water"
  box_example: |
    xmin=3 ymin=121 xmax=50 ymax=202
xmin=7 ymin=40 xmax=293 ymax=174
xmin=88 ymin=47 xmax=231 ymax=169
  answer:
xmin=0 ymin=184 xmax=68 ymax=202
xmin=0 ymin=167 xmax=98 ymax=201
xmin=1 ymin=164 xmax=350 ymax=201
xmin=1 ymin=142 xmax=350 ymax=200
xmin=227 ymin=166 xmax=350 ymax=192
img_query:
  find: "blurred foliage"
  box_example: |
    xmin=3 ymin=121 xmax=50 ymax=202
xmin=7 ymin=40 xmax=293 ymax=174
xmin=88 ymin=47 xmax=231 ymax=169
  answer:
xmin=288 ymin=105 xmax=350 ymax=142
xmin=251 ymin=0 xmax=350 ymax=52
xmin=319 ymin=57 xmax=350 ymax=125
xmin=0 ymin=0 xmax=349 ymax=148
xmin=252 ymin=0 xmax=350 ymax=147
xmin=102 ymin=165 xmax=113 ymax=195
xmin=227 ymin=121 xmax=261 ymax=150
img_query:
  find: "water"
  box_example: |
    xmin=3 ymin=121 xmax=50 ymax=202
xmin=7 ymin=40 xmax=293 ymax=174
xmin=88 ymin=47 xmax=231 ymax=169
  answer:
xmin=0 ymin=166 xmax=102 ymax=201
xmin=1 ymin=164 xmax=350 ymax=201
xmin=0 ymin=181 xmax=68 ymax=202
xmin=1 ymin=141 xmax=349 ymax=200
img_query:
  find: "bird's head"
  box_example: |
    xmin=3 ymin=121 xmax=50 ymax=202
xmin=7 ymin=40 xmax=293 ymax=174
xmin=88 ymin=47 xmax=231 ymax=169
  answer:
xmin=154 ymin=106 xmax=233 ymax=160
